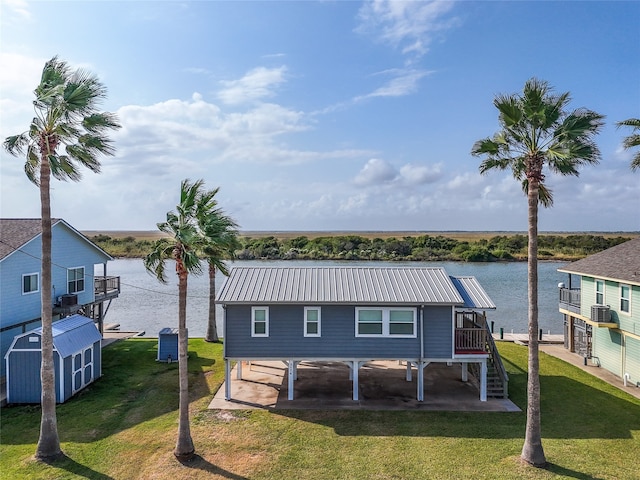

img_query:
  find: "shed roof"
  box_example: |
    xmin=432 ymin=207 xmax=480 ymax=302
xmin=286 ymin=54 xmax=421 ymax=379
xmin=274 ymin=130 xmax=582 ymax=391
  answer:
xmin=0 ymin=218 xmax=112 ymax=262
xmin=217 ymin=266 xmax=495 ymax=308
xmin=35 ymin=315 xmax=102 ymax=358
xmin=558 ymin=237 xmax=640 ymax=286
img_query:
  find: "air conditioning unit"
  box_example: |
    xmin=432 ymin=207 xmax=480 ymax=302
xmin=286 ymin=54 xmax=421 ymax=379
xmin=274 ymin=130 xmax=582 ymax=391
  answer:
xmin=591 ymin=305 xmax=611 ymax=323
xmin=60 ymin=294 xmax=78 ymax=307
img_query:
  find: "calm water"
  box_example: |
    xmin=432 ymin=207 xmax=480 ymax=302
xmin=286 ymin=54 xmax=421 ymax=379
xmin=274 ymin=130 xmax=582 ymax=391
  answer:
xmin=101 ymin=259 xmax=567 ymax=337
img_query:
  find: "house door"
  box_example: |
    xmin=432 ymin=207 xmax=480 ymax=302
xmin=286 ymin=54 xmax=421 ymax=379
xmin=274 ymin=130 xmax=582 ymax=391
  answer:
xmin=72 ymin=347 xmax=94 ymax=393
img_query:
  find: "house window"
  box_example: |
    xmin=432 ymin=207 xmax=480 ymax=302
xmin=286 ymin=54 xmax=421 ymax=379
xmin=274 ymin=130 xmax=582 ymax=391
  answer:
xmin=68 ymin=267 xmax=85 ymax=294
xmin=304 ymin=307 xmax=321 ymax=337
xmin=620 ymin=285 xmax=631 ymax=314
xmin=251 ymin=306 xmax=269 ymax=337
xmin=22 ymin=273 xmax=39 ymax=294
xmin=356 ymin=307 xmax=416 ymax=337
xmin=595 ymin=280 xmax=604 ymax=305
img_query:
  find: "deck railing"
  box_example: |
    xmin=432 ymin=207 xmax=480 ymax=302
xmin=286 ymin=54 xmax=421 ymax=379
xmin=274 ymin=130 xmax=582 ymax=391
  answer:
xmin=559 ymin=287 xmax=581 ymax=307
xmin=94 ymin=276 xmax=120 ymax=299
xmin=455 ymin=327 xmax=486 ymax=352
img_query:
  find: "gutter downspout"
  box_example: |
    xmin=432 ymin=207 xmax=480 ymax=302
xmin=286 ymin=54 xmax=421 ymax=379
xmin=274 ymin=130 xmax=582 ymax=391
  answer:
xmin=418 ymin=305 xmax=425 ymax=401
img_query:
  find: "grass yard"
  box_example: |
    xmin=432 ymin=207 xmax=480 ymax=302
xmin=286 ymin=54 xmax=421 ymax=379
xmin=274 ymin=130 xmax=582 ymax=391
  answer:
xmin=1 ymin=339 xmax=639 ymax=480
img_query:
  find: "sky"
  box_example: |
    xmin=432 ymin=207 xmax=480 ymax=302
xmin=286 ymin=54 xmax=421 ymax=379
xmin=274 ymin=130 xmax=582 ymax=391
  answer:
xmin=1 ymin=0 xmax=639 ymax=233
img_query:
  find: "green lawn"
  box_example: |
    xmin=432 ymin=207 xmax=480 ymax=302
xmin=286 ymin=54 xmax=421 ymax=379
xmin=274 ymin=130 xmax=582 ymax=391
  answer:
xmin=1 ymin=339 xmax=638 ymax=479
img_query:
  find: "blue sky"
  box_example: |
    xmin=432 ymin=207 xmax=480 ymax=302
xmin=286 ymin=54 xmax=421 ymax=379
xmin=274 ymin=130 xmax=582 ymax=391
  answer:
xmin=1 ymin=0 xmax=639 ymax=232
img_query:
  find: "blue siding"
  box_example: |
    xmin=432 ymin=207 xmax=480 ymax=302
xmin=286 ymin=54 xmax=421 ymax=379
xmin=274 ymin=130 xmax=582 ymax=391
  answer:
xmin=225 ymin=304 xmax=454 ymax=359
xmin=7 ymin=351 xmax=62 ymax=403
xmin=5 ymin=316 xmax=103 ymax=403
xmin=0 ymin=221 xmax=110 ymax=375
xmin=158 ymin=328 xmax=179 ymax=362
xmin=423 ymin=306 xmax=454 ymax=358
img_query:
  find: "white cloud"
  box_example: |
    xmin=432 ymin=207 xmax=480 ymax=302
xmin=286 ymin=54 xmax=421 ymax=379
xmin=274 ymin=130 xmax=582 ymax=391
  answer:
xmin=355 ymin=69 xmax=430 ymax=101
xmin=217 ymin=66 xmax=288 ymax=105
xmin=399 ymin=163 xmax=442 ymax=185
xmin=1 ymin=0 xmax=31 ymax=22
xmin=354 ymin=158 xmax=397 ymax=186
xmin=354 ymin=158 xmax=443 ymax=188
xmin=356 ymin=0 xmax=458 ymax=61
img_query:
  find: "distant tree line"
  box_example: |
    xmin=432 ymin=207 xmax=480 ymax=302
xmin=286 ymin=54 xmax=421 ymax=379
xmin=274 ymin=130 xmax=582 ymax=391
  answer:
xmin=90 ymin=233 xmax=632 ymax=262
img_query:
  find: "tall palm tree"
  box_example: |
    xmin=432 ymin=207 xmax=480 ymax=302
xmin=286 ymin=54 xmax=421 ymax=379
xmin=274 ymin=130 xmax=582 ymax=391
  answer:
xmin=471 ymin=78 xmax=603 ymax=467
xmin=3 ymin=56 xmax=120 ymax=461
xmin=616 ymin=118 xmax=640 ymax=171
xmin=144 ymin=179 xmax=209 ymax=460
xmin=196 ymin=187 xmax=240 ymax=343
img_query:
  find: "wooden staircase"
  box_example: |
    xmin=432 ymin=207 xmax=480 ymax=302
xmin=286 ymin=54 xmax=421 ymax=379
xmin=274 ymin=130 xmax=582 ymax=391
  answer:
xmin=468 ymin=316 xmax=509 ymax=399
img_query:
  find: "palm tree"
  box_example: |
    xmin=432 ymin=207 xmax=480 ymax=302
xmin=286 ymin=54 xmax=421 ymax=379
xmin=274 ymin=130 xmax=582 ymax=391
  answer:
xmin=3 ymin=56 xmax=120 ymax=461
xmin=144 ymin=179 xmax=210 ymax=460
xmin=471 ymin=78 xmax=603 ymax=467
xmin=616 ymin=118 xmax=640 ymax=171
xmin=196 ymin=187 xmax=240 ymax=343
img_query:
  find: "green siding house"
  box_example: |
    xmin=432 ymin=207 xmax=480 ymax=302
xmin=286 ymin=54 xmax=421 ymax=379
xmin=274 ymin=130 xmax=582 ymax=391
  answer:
xmin=558 ymin=237 xmax=640 ymax=388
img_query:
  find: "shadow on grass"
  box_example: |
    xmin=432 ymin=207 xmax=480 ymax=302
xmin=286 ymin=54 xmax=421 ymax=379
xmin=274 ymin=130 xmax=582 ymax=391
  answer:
xmin=545 ymin=462 xmax=606 ymax=480
xmin=1 ymin=339 xmax=218 ymax=446
xmin=43 ymin=454 xmax=114 ymax=480
xmin=274 ymin=364 xmax=640 ymax=440
xmin=178 ymin=455 xmax=249 ymax=480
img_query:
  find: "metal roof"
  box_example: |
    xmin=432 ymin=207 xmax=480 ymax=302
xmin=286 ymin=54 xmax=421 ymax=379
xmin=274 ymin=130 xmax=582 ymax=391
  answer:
xmin=449 ymin=276 xmax=496 ymax=309
xmin=217 ymin=266 xmax=493 ymax=307
xmin=34 ymin=314 xmax=102 ymax=358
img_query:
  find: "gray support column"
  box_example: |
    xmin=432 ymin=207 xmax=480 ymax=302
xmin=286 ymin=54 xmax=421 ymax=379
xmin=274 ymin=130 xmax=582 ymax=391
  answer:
xmin=237 ymin=360 xmax=243 ymax=380
xmin=352 ymin=361 xmax=359 ymax=401
xmin=225 ymin=359 xmax=231 ymax=400
xmin=417 ymin=362 xmax=425 ymax=401
xmin=288 ymin=360 xmax=295 ymax=400
xmin=406 ymin=362 xmax=412 ymax=381
xmin=461 ymin=362 xmax=468 ymax=382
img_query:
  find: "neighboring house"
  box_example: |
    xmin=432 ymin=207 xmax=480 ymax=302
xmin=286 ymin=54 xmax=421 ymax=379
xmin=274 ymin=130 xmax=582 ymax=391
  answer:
xmin=217 ymin=266 xmax=508 ymax=403
xmin=558 ymin=237 xmax=640 ymax=388
xmin=0 ymin=218 xmax=120 ymax=377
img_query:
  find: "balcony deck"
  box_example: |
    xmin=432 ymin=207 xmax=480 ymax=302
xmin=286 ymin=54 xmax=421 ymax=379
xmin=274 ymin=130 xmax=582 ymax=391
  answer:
xmin=94 ymin=276 xmax=120 ymax=302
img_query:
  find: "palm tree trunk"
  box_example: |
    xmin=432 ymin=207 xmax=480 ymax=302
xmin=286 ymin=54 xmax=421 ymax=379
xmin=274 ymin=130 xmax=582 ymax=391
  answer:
xmin=205 ymin=262 xmax=219 ymax=342
xmin=35 ymin=154 xmax=62 ymax=461
xmin=174 ymin=260 xmax=195 ymax=460
xmin=521 ymin=175 xmax=546 ymax=467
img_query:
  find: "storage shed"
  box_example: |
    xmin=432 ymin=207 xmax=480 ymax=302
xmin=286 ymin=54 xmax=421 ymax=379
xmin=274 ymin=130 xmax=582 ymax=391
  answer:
xmin=157 ymin=327 xmax=180 ymax=362
xmin=4 ymin=314 xmax=102 ymax=404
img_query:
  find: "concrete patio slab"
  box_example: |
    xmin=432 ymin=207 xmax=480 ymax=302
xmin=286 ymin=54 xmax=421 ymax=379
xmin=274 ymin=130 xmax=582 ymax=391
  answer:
xmin=209 ymin=360 xmax=521 ymax=412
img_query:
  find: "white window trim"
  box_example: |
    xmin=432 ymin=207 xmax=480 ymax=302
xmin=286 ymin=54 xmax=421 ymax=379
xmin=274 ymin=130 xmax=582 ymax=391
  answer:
xmin=620 ymin=284 xmax=631 ymax=315
xmin=355 ymin=307 xmax=417 ymax=338
xmin=67 ymin=266 xmax=86 ymax=294
xmin=22 ymin=272 xmax=39 ymax=295
xmin=304 ymin=306 xmax=321 ymax=337
xmin=251 ymin=306 xmax=269 ymax=337
xmin=595 ymin=279 xmax=605 ymax=305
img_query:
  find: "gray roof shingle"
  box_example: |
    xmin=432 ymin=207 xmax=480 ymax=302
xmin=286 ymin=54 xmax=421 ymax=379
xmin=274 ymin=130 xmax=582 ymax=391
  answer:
xmin=0 ymin=218 xmax=59 ymax=260
xmin=558 ymin=237 xmax=640 ymax=286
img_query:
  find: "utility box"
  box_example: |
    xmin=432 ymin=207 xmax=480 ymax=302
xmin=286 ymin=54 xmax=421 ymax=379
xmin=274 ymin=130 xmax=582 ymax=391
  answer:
xmin=157 ymin=328 xmax=182 ymax=362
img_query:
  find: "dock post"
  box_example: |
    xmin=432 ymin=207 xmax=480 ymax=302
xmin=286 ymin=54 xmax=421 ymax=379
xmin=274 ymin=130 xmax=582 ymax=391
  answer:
xmin=499 ymin=327 xmax=504 ymax=340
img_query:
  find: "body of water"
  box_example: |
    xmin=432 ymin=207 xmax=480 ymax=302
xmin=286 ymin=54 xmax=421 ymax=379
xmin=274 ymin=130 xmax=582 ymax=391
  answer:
xmin=101 ymin=259 xmax=567 ymax=337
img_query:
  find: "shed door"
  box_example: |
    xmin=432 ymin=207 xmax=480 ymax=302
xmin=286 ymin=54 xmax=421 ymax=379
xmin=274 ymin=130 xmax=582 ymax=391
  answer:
xmin=624 ymin=336 xmax=640 ymax=387
xmin=72 ymin=347 xmax=94 ymax=393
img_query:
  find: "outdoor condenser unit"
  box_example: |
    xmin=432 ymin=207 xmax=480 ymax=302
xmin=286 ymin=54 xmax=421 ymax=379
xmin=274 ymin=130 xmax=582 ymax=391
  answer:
xmin=591 ymin=305 xmax=611 ymax=323
xmin=60 ymin=294 xmax=78 ymax=307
